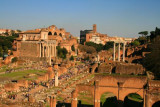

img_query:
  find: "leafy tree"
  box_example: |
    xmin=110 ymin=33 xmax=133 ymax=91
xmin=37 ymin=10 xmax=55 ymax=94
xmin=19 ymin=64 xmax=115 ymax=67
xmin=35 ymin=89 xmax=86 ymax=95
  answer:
xmin=0 ymin=46 xmax=3 ymax=57
xmin=11 ymin=57 xmax=18 ymax=63
xmin=78 ymin=44 xmax=96 ymax=54
xmin=85 ymin=42 xmax=103 ymax=52
xmin=138 ymin=31 xmax=148 ymax=37
xmin=56 ymin=46 xmax=68 ymax=59
xmin=155 ymin=27 xmax=160 ymax=36
xmin=103 ymin=41 xmax=114 ymax=50
xmin=70 ymin=55 xmax=74 ymax=60
xmin=71 ymin=45 xmax=75 ymax=51
xmin=131 ymin=40 xmax=140 ymax=47
xmin=3 ymin=46 xmax=8 ymax=53
xmin=143 ymin=36 xmax=160 ymax=79
xmin=4 ymin=32 xmax=9 ymax=36
xmin=138 ymin=36 xmax=147 ymax=45
xmin=17 ymin=29 xmax=22 ymax=32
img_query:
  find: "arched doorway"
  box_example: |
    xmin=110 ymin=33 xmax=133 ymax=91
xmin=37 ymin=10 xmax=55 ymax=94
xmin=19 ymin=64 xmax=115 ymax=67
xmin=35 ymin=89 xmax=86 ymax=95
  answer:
xmin=48 ymin=32 xmax=52 ymax=35
xmin=54 ymin=32 xmax=57 ymax=35
xmin=152 ymin=101 xmax=160 ymax=107
xmin=100 ymin=92 xmax=117 ymax=107
xmin=124 ymin=93 xmax=143 ymax=107
xmin=59 ymin=33 xmax=62 ymax=37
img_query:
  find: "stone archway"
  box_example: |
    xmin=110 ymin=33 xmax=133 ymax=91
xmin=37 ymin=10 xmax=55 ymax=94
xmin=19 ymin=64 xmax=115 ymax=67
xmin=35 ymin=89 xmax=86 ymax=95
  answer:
xmin=100 ymin=92 xmax=117 ymax=107
xmin=54 ymin=32 xmax=57 ymax=35
xmin=48 ymin=32 xmax=52 ymax=35
xmin=59 ymin=33 xmax=62 ymax=37
xmin=152 ymin=101 xmax=160 ymax=107
xmin=123 ymin=93 xmax=143 ymax=107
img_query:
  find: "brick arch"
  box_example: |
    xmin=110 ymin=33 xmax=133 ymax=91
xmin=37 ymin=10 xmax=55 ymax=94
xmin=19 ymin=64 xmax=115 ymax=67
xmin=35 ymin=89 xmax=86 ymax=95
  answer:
xmin=53 ymin=32 xmax=58 ymax=35
xmin=48 ymin=32 xmax=52 ymax=35
xmin=99 ymin=88 xmax=118 ymax=100
xmin=59 ymin=33 xmax=62 ymax=37
xmin=151 ymin=100 xmax=160 ymax=107
xmin=119 ymin=88 xmax=144 ymax=101
xmin=123 ymin=93 xmax=143 ymax=100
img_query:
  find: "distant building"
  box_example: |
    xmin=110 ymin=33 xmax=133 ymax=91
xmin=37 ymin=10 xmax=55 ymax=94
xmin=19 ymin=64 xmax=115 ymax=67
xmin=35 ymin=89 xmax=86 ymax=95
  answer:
xmin=80 ymin=24 xmax=108 ymax=45
xmin=89 ymin=35 xmax=105 ymax=44
xmin=13 ymin=25 xmax=78 ymax=61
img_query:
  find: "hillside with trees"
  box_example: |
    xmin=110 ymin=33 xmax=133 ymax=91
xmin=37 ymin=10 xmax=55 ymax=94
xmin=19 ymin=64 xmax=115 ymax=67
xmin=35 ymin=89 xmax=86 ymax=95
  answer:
xmin=142 ymin=27 xmax=160 ymax=79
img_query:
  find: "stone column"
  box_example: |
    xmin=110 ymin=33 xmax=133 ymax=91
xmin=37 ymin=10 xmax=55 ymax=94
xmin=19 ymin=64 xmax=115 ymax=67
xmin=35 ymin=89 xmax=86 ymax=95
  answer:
xmin=55 ymin=45 xmax=57 ymax=57
xmin=118 ymin=43 xmax=120 ymax=62
xmin=94 ymin=81 xmax=100 ymax=107
xmin=50 ymin=96 xmax=53 ymax=107
xmin=144 ymin=94 xmax=150 ymax=107
xmin=39 ymin=43 xmax=41 ymax=57
xmin=42 ymin=44 xmax=44 ymax=57
xmin=113 ymin=42 xmax=116 ymax=61
xmin=46 ymin=45 xmax=48 ymax=57
xmin=52 ymin=96 xmax=56 ymax=107
xmin=51 ymin=44 xmax=53 ymax=57
xmin=123 ymin=43 xmax=125 ymax=62
xmin=71 ymin=90 xmax=77 ymax=107
xmin=48 ymin=45 xmax=49 ymax=57
xmin=55 ymin=71 xmax=58 ymax=86
xmin=52 ymin=44 xmax=54 ymax=57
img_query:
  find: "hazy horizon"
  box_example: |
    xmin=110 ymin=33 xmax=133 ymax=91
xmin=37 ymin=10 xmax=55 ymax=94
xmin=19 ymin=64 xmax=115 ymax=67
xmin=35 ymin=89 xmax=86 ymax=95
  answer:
xmin=0 ymin=0 xmax=160 ymax=37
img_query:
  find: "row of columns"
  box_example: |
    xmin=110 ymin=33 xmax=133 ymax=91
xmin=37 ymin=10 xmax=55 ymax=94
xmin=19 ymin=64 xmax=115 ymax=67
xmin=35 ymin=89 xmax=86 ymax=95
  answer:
xmin=39 ymin=43 xmax=57 ymax=58
xmin=113 ymin=42 xmax=126 ymax=62
xmin=50 ymin=96 xmax=56 ymax=107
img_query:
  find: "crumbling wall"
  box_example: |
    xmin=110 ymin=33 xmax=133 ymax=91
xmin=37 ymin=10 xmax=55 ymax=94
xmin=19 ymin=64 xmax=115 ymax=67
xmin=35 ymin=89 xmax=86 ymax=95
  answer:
xmin=98 ymin=63 xmax=112 ymax=73
xmin=115 ymin=63 xmax=144 ymax=75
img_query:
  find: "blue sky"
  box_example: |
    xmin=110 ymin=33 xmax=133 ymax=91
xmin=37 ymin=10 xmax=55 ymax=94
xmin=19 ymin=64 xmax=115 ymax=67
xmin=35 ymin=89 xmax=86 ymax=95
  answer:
xmin=0 ymin=0 xmax=160 ymax=37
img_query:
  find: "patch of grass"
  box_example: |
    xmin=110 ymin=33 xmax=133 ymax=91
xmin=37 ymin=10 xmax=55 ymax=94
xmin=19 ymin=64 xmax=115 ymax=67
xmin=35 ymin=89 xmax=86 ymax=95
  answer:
xmin=57 ymin=96 xmax=64 ymax=101
xmin=78 ymin=91 xmax=93 ymax=105
xmin=128 ymin=94 xmax=143 ymax=102
xmin=0 ymin=65 xmax=9 ymax=73
xmin=100 ymin=92 xmax=115 ymax=105
xmin=0 ymin=70 xmax=46 ymax=80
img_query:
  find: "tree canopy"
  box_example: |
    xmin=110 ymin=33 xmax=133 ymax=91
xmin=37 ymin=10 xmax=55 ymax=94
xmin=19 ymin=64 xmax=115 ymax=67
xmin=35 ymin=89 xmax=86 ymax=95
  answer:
xmin=56 ymin=46 xmax=68 ymax=59
xmin=131 ymin=40 xmax=140 ymax=47
xmin=71 ymin=45 xmax=75 ymax=51
xmin=0 ymin=36 xmax=16 ymax=57
xmin=142 ymin=27 xmax=160 ymax=79
xmin=138 ymin=31 xmax=148 ymax=36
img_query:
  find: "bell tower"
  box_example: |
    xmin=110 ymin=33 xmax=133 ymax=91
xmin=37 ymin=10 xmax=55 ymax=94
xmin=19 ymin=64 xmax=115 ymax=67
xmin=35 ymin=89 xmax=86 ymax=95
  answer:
xmin=93 ymin=24 xmax=97 ymax=33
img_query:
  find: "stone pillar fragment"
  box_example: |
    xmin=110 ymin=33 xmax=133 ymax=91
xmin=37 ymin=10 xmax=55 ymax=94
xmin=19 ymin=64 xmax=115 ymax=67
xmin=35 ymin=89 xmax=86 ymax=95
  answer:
xmin=71 ymin=90 xmax=77 ymax=107
xmin=50 ymin=96 xmax=53 ymax=107
xmin=113 ymin=42 xmax=116 ymax=61
xmin=94 ymin=81 xmax=100 ymax=107
xmin=123 ymin=43 xmax=125 ymax=62
xmin=52 ymin=96 xmax=56 ymax=107
xmin=118 ymin=43 xmax=120 ymax=62
xmin=39 ymin=43 xmax=41 ymax=57
xmin=55 ymin=71 xmax=58 ymax=86
xmin=43 ymin=45 xmax=44 ymax=57
xmin=55 ymin=45 xmax=57 ymax=57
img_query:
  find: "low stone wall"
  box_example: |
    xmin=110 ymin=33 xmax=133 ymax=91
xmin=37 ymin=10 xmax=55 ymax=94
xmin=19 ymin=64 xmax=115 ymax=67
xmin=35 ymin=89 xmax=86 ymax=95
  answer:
xmin=98 ymin=63 xmax=112 ymax=73
xmin=115 ymin=63 xmax=144 ymax=75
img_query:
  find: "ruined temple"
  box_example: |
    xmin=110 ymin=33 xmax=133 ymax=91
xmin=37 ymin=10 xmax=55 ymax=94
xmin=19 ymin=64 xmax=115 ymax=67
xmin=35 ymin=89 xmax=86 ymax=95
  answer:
xmin=13 ymin=25 xmax=78 ymax=61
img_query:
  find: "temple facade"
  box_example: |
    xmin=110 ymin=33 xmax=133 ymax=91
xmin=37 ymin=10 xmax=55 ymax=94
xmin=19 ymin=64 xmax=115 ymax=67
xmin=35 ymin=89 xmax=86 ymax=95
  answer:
xmin=13 ymin=25 xmax=72 ymax=61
